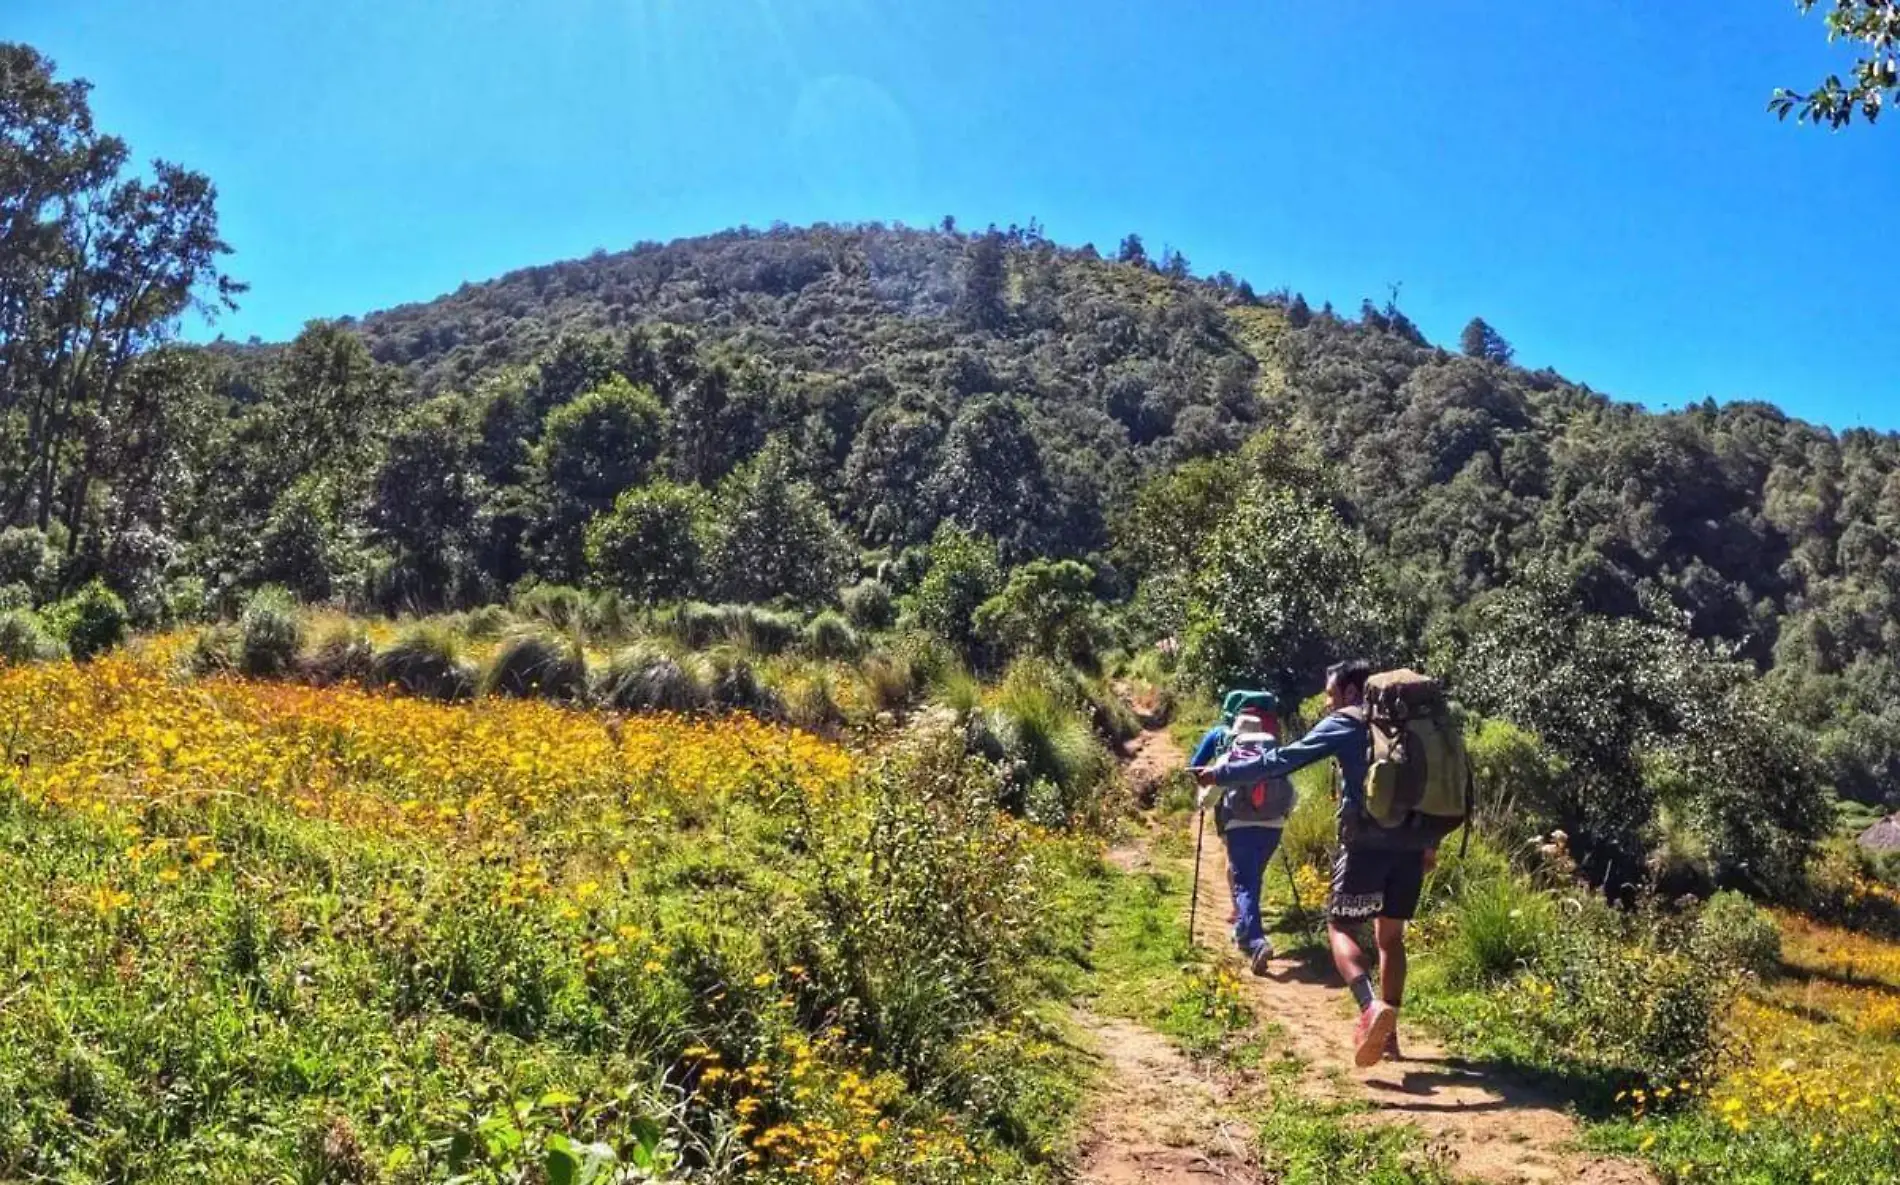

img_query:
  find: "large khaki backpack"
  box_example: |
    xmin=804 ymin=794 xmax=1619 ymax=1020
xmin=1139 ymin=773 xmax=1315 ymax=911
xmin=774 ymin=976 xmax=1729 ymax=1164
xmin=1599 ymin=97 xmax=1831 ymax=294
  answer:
xmin=1350 ymin=669 xmax=1472 ymax=850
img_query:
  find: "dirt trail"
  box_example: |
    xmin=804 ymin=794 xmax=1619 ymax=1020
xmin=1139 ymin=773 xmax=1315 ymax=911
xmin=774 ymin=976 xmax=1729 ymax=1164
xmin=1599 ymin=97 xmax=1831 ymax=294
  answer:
xmin=1109 ymin=725 xmax=1656 ymax=1185
xmin=1071 ymin=1012 xmax=1265 ymax=1184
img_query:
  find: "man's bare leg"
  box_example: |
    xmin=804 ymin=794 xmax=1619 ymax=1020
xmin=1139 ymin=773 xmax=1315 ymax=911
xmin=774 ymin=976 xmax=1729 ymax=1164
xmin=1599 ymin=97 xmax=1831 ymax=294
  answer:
xmin=1374 ymin=917 xmax=1408 ymax=1008
xmin=1329 ymin=920 xmax=1372 ymax=988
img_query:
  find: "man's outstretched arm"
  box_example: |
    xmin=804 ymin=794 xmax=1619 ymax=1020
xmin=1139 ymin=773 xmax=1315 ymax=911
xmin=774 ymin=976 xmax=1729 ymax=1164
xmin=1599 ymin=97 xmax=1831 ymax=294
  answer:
xmin=1188 ymin=725 xmax=1227 ymax=770
xmin=1212 ymin=713 xmax=1358 ymax=785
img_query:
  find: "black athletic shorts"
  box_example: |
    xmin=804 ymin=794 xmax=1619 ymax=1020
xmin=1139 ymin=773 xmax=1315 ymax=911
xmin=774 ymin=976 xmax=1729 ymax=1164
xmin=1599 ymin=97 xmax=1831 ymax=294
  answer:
xmin=1328 ymin=846 xmax=1427 ymax=922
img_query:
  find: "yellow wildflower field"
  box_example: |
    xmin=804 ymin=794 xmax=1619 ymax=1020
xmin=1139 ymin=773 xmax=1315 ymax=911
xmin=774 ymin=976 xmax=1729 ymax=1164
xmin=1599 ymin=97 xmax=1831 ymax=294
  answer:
xmin=0 ymin=652 xmax=1084 ymax=1183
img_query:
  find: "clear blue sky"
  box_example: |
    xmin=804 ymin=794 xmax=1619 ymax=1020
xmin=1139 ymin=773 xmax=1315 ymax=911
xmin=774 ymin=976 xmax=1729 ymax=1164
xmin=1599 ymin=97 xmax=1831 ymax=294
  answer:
xmin=15 ymin=0 xmax=1899 ymax=430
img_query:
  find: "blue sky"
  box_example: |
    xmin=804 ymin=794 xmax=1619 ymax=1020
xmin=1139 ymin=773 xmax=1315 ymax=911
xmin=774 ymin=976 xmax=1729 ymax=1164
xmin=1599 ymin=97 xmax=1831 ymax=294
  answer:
xmin=14 ymin=0 xmax=1899 ymax=430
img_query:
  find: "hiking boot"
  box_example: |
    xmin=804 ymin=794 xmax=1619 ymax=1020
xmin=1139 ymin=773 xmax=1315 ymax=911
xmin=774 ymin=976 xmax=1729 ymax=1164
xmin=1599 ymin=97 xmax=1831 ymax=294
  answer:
xmin=1249 ymin=940 xmax=1274 ymax=977
xmin=1352 ymin=1001 xmax=1398 ymax=1068
xmin=1382 ymin=1030 xmax=1402 ymax=1062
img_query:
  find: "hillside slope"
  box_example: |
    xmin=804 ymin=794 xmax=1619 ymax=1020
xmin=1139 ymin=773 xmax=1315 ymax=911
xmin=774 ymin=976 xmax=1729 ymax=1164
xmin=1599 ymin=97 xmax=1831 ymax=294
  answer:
xmin=326 ymin=223 xmax=1900 ymax=806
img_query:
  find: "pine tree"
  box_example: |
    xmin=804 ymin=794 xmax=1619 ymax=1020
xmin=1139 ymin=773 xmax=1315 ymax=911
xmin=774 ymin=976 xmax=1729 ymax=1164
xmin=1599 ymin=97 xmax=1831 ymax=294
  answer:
xmin=1461 ymin=316 xmax=1515 ymax=364
xmin=955 ymin=229 xmax=1008 ymax=332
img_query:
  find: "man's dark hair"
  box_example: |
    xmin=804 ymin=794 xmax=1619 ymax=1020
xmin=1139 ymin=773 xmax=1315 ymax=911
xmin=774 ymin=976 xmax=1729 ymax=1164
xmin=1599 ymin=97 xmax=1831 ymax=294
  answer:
xmin=1326 ymin=659 xmax=1374 ymax=699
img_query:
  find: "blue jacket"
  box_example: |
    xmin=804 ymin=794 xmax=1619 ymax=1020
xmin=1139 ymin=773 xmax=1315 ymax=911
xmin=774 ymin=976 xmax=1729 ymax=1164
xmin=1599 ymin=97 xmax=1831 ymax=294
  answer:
xmin=1213 ymin=710 xmax=1369 ymax=814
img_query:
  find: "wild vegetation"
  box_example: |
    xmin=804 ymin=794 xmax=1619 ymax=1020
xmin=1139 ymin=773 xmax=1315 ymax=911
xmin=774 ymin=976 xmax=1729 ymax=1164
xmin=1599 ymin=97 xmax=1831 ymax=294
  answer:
xmin=7 ymin=36 xmax=1900 ymax=1184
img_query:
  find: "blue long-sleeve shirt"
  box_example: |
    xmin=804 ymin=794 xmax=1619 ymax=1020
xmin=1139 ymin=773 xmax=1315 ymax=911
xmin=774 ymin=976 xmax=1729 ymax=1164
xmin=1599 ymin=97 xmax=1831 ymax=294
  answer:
xmin=1188 ymin=725 xmax=1229 ymax=769
xmin=1213 ymin=710 xmax=1369 ymax=813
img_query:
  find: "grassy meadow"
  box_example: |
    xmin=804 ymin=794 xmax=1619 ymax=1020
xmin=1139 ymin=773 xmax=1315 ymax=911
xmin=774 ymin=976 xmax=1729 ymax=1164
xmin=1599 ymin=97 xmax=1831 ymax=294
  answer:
xmin=0 ymin=618 xmax=1119 ymax=1183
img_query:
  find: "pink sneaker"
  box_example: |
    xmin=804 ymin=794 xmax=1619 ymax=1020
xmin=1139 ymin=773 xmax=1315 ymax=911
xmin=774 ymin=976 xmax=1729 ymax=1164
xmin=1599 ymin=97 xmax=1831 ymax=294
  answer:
xmin=1353 ymin=1002 xmax=1398 ymax=1068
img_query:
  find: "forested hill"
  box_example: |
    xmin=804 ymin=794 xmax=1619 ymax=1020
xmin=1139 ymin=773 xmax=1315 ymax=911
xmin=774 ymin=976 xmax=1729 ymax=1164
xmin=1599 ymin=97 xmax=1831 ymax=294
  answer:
xmin=329 ymin=223 xmax=1900 ymax=808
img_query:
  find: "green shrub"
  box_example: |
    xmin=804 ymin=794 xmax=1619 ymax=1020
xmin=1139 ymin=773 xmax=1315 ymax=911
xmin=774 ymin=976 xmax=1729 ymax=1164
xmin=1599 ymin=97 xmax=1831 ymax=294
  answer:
xmin=305 ymin=622 xmax=374 ymax=686
xmin=184 ymin=625 xmax=240 ymax=675
xmin=0 ymin=609 xmax=65 ymax=664
xmin=1693 ymin=890 xmax=1781 ymax=980
xmin=600 ymin=642 xmax=707 ymax=712
xmin=893 ymin=630 xmax=960 ymax=694
xmin=161 ymin=575 xmax=209 ymax=625
xmin=0 ymin=583 xmax=31 ymax=612
xmin=1463 ymin=716 xmax=1566 ymax=850
xmin=370 ymin=624 xmax=476 ymax=702
xmin=1441 ymin=877 xmax=1557 ymax=987
xmin=481 ymin=629 xmax=587 ymax=701
xmin=461 ymin=604 xmax=515 ymax=640
xmin=802 ymin=611 xmax=860 ymax=660
xmin=0 ymin=527 xmax=51 ymax=591
xmin=238 ymin=586 xmax=304 ymax=678
xmin=840 ymin=579 xmax=895 ymax=630
xmin=46 ymin=580 xmax=128 ymax=661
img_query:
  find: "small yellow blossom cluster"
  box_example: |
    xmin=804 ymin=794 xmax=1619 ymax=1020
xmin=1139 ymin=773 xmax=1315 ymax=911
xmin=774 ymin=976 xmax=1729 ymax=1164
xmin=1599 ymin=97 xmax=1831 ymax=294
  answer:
xmin=690 ymin=1024 xmax=976 ymax=1184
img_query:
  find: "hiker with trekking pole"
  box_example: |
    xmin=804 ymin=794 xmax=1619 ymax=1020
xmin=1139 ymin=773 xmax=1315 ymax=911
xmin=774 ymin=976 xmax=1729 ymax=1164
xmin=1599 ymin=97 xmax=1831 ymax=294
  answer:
xmin=1197 ymin=660 xmax=1472 ymax=1068
xmin=1186 ymin=690 xmax=1296 ymax=977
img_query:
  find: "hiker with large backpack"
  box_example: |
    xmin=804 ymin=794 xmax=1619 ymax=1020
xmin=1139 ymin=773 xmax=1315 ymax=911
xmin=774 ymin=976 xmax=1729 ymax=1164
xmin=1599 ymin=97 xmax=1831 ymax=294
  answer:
xmin=1199 ymin=660 xmax=1472 ymax=1068
xmin=1187 ymin=692 xmax=1296 ymax=976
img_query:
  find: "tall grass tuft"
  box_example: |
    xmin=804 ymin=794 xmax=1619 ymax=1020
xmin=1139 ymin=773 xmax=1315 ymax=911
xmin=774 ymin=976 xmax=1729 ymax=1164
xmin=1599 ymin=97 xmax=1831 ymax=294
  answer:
xmin=238 ymin=586 xmax=304 ymax=678
xmin=697 ymin=648 xmax=782 ymax=718
xmin=779 ymin=667 xmax=843 ymax=734
xmin=662 ymin=602 xmax=726 ymax=649
xmin=481 ymin=629 xmax=587 ymax=702
xmin=599 ymin=642 xmax=707 ymax=712
xmin=1441 ymin=877 xmax=1557 ymax=987
xmin=304 ymin=621 xmax=375 ymax=686
xmin=1279 ymin=771 xmax=1339 ymax=873
xmin=985 ymin=659 xmax=1115 ymax=826
xmin=858 ymin=651 xmax=914 ymax=715
xmin=460 ymin=604 xmax=515 ymax=640
xmin=370 ymin=623 xmax=476 ymax=702
xmin=1077 ymin=674 xmax=1141 ymax=743
xmin=0 ymin=609 xmax=65 ymax=664
xmin=511 ymin=584 xmax=587 ymax=632
xmin=581 ymin=589 xmax=636 ymax=641
xmin=184 ymin=624 xmax=240 ymax=676
xmin=722 ymin=604 xmax=799 ymax=655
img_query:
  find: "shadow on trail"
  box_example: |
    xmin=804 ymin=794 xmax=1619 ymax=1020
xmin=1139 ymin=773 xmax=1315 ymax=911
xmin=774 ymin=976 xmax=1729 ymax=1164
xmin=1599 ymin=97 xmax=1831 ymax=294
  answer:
xmin=1260 ymin=942 xmax=1633 ymax=1122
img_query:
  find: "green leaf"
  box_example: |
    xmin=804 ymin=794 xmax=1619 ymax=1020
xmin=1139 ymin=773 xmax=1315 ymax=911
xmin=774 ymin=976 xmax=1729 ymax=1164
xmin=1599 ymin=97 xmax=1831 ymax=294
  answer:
xmin=545 ymin=1135 xmax=579 ymax=1185
xmin=627 ymin=1115 xmax=664 ymax=1169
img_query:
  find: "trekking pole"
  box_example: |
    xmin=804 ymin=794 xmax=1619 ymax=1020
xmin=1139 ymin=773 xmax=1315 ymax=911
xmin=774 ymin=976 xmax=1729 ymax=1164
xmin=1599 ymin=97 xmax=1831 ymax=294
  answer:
xmin=1280 ymin=845 xmax=1303 ymax=916
xmin=1187 ymin=803 xmax=1207 ymax=950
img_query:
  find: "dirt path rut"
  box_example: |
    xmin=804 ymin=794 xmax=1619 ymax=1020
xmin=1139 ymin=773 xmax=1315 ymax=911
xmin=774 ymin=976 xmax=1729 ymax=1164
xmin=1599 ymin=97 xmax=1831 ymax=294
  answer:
xmin=1109 ymin=725 xmax=1655 ymax=1185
